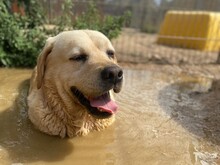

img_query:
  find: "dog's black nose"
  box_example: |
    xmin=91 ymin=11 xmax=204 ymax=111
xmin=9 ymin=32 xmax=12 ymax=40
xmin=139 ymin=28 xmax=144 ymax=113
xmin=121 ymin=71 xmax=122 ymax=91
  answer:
xmin=101 ymin=66 xmax=123 ymax=84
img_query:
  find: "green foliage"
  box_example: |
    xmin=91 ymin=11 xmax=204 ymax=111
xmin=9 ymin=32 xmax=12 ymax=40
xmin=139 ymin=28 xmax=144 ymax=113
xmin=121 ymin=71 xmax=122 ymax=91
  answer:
xmin=52 ymin=1 xmax=131 ymax=40
xmin=53 ymin=0 xmax=74 ymax=33
xmin=19 ymin=0 xmax=45 ymax=28
xmin=0 ymin=0 xmax=130 ymax=68
xmin=0 ymin=0 xmax=46 ymax=67
xmin=73 ymin=2 xmax=131 ymax=40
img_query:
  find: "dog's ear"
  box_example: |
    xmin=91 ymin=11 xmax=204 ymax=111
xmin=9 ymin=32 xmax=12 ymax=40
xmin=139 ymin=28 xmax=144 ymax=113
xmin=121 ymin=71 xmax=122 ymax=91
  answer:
xmin=37 ymin=37 xmax=55 ymax=89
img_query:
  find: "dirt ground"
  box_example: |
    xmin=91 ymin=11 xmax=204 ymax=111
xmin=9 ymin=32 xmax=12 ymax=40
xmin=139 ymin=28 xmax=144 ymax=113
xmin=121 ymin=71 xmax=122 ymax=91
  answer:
xmin=112 ymin=28 xmax=220 ymax=81
xmin=112 ymin=28 xmax=220 ymax=65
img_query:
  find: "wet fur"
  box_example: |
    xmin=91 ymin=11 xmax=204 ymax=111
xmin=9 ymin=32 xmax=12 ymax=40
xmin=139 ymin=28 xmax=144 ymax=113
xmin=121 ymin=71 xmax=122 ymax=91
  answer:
xmin=27 ymin=30 xmax=120 ymax=138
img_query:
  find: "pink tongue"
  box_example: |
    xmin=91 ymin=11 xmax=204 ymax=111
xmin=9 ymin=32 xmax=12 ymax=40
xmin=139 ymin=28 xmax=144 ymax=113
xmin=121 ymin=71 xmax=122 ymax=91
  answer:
xmin=89 ymin=94 xmax=118 ymax=114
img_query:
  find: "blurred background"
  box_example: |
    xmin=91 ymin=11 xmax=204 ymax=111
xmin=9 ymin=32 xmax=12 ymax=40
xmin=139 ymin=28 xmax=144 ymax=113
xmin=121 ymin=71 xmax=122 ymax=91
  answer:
xmin=40 ymin=0 xmax=220 ymax=65
xmin=1 ymin=0 xmax=220 ymax=67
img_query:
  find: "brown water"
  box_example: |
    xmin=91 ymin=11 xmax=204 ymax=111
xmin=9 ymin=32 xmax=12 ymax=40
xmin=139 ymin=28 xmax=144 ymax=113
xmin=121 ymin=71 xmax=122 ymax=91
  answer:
xmin=0 ymin=68 xmax=219 ymax=165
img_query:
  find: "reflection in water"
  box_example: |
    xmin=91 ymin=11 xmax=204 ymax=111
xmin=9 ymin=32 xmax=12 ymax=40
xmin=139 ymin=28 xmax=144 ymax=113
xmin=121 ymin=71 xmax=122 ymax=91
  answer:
xmin=0 ymin=68 xmax=219 ymax=165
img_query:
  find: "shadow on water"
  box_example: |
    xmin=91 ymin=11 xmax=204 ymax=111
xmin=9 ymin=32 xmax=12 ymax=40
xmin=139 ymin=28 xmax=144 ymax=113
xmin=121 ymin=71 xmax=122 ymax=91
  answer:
xmin=0 ymin=79 xmax=73 ymax=163
xmin=158 ymin=78 xmax=220 ymax=145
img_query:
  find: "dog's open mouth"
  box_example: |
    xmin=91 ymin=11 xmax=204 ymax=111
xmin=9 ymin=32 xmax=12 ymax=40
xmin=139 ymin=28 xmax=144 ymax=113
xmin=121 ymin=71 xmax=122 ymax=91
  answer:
xmin=71 ymin=87 xmax=118 ymax=119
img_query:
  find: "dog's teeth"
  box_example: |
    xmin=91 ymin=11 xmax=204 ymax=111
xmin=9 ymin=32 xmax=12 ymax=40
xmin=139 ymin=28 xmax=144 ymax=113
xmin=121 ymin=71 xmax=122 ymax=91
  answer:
xmin=98 ymin=108 xmax=103 ymax=112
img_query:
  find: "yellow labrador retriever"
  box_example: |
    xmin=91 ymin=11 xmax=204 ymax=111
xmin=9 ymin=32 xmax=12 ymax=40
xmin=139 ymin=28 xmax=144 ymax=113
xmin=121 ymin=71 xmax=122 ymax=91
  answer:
xmin=27 ymin=30 xmax=123 ymax=138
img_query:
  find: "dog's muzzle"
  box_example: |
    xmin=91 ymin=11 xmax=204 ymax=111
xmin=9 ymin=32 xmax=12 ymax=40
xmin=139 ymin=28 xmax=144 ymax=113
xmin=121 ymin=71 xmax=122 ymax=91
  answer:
xmin=70 ymin=65 xmax=123 ymax=119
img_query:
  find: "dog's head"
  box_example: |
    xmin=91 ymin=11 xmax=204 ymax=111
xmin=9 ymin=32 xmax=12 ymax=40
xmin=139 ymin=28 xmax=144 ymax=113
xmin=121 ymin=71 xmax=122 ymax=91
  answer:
xmin=36 ymin=30 xmax=123 ymax=119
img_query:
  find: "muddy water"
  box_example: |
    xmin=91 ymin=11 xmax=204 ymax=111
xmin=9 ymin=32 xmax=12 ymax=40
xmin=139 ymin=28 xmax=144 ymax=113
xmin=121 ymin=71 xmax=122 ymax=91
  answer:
xmin=0 ymin=68 xmax=219 ymax=165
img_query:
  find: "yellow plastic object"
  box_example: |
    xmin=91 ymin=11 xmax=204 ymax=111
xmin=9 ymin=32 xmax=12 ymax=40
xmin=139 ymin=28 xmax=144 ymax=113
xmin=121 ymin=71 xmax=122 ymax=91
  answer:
xmin=157 ymin=11 xmax=220 ymax=51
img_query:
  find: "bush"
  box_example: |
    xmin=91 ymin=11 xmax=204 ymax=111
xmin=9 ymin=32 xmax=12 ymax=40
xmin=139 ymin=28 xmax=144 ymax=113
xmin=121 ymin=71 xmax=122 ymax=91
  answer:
xmin=0 ymin=0 xmax=47 ymax=67
xmin=73 ymin=2 xmax=131 ymax=40
xmin=54 ymin=1 xmax=131 ymax=40
xmin=0 ymin=0 xmax=130 ymax=68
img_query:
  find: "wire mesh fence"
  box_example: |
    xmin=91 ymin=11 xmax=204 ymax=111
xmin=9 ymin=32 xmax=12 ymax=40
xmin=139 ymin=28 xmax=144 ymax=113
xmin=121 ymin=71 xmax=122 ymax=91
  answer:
xmin=40 ymin=0 xmax=220 ymax=65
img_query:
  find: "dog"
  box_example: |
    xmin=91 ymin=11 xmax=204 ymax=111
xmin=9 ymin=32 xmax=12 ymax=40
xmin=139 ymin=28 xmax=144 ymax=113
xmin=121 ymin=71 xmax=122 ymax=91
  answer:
xmin=27 ymin=30 xmax=123 ymax=138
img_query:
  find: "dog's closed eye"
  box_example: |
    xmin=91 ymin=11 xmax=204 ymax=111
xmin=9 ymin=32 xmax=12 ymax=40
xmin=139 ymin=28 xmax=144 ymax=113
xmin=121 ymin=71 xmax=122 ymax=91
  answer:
xmin=106 ymin=50 xmax=115 ymax=59
xmin=69 ymin=54 xmax=88 ymax=62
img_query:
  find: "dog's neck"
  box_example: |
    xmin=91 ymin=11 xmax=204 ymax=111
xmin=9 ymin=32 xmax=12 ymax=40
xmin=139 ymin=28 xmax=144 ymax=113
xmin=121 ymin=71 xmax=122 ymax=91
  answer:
xmin=41 ymin=80 xmax=114 ymax=137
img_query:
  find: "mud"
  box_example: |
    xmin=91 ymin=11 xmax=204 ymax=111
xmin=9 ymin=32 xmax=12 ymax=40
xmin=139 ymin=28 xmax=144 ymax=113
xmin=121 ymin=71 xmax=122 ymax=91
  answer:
xmin=0 ymin=67 xmax=219 ymax=165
